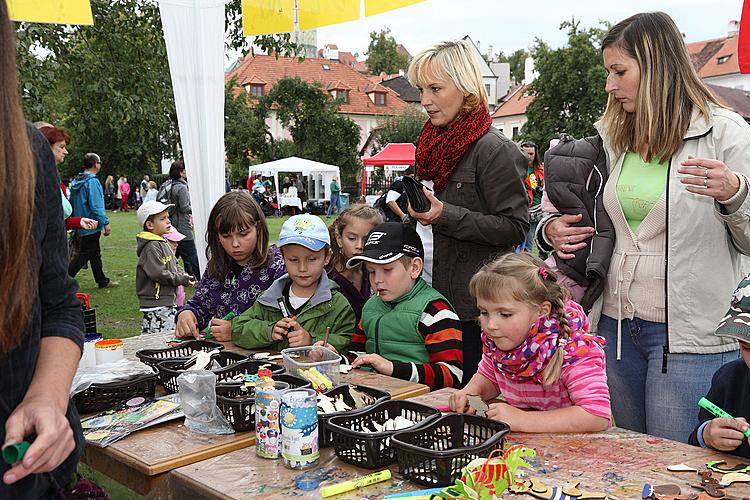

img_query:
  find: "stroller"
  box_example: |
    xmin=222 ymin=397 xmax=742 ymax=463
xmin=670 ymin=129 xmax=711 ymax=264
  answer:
xmin=253 ymin=191 xmax=278 ymax=216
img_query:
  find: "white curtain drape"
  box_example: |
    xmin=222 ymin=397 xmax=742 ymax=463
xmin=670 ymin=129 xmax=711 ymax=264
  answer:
xmin=158 ymin=0 xmax=226 ymax=275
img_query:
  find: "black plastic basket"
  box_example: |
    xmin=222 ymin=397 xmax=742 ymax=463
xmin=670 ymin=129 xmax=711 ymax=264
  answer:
xmin=216 ymin=374 xmax=310 ymax=432
xmin=73 ymin=370 xmax=158 ymax=414
xmin=318 ymin=385 xmax=390 ymax=448
xmin=391 ymin=413 xmax=510 ymax=487
xmin=82 ymin=308 xmax=97 ymax=334
xmin=327 ymin=400 xmax=441 ymax=469
xmin=155 ymin=351 xmax=254 ymax=393
xmin=135 ymin=340 xmax=225 ymax=369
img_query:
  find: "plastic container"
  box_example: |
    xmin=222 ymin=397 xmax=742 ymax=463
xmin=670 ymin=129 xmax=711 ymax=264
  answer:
xmin=391 ymin=413 xmax=510 ymax=487
xmin=95 ymin=339 xmax=124 ymax=365
xmin=317 ymin=384 xmax=390 ymax=448
xmin=216 ymin=374 xmax=310 ymax=432
xmin=281 ymin=346 xmax=340 ymax=391
xmin=280 ymin=388 xmax=320 ymax=469
xmin=79 ymin=332 xmax=103 ymax=369
xmin=254 ymin=381 xmax=290 ymax=458
xmin=73 ymin=370 xmax=158 ymax=414
xmin=327 ymin=400 xmax=441 ymax=469
xmin=135 ymin=340 xmax=224 ymax=369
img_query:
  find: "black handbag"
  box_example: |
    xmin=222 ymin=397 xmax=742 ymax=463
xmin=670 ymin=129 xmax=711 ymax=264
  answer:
xmin=402 ymin=176 xmax=431 ymax=213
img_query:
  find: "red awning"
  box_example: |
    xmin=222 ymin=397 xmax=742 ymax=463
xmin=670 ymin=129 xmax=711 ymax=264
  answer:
xmin=362 ymin=143 xmax=416 ymax=166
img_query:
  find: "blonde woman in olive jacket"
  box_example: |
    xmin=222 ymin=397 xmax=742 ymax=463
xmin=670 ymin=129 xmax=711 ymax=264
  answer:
xmin=541 ymin=12 xmax=749 ymax=443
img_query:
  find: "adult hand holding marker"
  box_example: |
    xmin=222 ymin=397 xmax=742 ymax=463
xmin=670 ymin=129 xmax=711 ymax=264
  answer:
xmin=698 ymin=397 xmax=750 ymax=452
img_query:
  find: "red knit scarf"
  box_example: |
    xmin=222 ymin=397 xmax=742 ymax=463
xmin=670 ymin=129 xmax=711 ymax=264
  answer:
xmin=415 ymin=108 xmax=492 ymax=193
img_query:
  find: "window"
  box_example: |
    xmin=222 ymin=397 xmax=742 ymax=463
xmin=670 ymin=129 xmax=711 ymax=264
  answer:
xmin=249 ymin=85 xmax=263 ymax=97
xmin=374 ymin=92 xmax=385 ymax=106
xmin=485 ymin=84 xmax=491 ymax=96
xmin=512 ymin=126 xmax=520 ymax=140
xmin=717 ymin=55 xmax=730 ymax=64
xmin=322 ymin=64 xmax=330 ymax=71
xmin=339 ymin=90 xmax=349 ymax=103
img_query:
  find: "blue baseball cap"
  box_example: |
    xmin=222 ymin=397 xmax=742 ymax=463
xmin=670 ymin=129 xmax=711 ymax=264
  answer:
xmin=278 ymin=214 xmax=330 ymax=252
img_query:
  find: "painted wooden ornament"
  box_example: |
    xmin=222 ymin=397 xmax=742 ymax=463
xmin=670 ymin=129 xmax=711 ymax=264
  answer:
xmin=668 ymin=464 xmax=699 ymax=473
xmin=706 ymin=460 xmax=750 ymax=474
xmin=467 ymin=394 xmax=489 ymax=417
xmin=510 ymin=478 xmax=606 ymax=499
xmin=719 ymin=472 xmax=750 ymax=487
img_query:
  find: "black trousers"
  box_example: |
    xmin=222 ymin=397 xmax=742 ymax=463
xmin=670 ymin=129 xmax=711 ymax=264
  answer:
xmin=176 ymin=239 xmax=200 ymax=278
xmin=68 ymin=232 xmax=109 ymax=287
xmin=460 ymin=319 xmax=483 ymax=388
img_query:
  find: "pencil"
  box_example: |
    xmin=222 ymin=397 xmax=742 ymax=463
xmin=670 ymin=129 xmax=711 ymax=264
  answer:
xmin=323 ymin=326 xmax=331 ymax=347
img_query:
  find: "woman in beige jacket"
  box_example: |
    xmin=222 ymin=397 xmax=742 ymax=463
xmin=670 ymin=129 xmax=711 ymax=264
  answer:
xmin=542 ymin=12 xmax=749 ymax=443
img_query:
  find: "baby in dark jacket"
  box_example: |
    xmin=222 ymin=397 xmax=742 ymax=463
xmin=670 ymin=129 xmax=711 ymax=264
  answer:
xmin=688 ymin=273 xmax=750 ymax=458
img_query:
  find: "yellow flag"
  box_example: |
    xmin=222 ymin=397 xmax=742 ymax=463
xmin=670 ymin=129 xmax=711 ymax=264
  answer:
xmin=7 ymin=0 xmax=93 ymax=25
xmin=364 ymin=0 xmax=425 ymax=17
xmin=243 ymin=0 xmax=295 ymax=36
xmin=298 ymin=0 xmax=359 ymax=31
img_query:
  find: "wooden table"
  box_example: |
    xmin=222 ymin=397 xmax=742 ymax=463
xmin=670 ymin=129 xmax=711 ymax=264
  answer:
xmin=159 ymin=388 xmax=750 ymax=499
xmin=82 ymin=333 xmax=428 ymax=495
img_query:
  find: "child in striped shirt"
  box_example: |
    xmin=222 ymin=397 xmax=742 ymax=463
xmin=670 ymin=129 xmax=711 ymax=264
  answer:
xmin=318 ymin=222 xmax=463 ymax=389
xmin=450 ymin=252 xmax=610 ymax=433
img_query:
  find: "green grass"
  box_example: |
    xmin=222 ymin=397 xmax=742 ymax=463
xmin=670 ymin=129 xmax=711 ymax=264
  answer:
xmin=76 ymin=210 xmax=300 ymax=340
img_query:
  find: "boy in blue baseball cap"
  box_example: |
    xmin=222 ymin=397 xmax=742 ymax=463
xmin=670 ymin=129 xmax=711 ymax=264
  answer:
xmin=232 ymin=214 xmax=355 ymax=352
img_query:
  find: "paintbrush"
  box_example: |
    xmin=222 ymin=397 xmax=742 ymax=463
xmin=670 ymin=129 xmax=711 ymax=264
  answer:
xmin=322 ymin=326 xmax=331 ymax=347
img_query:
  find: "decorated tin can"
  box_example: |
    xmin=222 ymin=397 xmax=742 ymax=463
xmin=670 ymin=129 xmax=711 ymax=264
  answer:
xmin=255 ymin=381 xmax=289 ymax=459
xmin=280 ymin=388 xmax=319 ymax=469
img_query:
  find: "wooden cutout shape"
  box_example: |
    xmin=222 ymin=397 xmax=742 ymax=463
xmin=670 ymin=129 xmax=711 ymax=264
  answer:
xmin=688 ymin=482 xmax=725 ymax=498
xmin=669 ymin=464 xmax=699 ymax=472
xmin=467 ymin=394 xmax=489 ymax=417
xmin=562 ymin=479 xmax=583 ymax=496
xmin=706 ymin=460 xmax=750 ymax=474
xmin=654 ymin=485 xmax=683 ymax=496
xmin=719 ymin=471 xmax=750 ymax=486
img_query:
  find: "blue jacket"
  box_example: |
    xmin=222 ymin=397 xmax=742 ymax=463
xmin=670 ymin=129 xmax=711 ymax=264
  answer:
xmin=69 ymin=172 xmax=109 ymax=236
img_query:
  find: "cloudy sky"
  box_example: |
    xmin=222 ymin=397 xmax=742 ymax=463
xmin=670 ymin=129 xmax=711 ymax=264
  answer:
xmin=314 ymin=0 xmax=743 ymax=59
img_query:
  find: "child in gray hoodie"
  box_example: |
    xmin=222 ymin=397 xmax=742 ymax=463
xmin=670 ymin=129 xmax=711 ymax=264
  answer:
xmin=136 ymin=201 xmax=194 ymax=335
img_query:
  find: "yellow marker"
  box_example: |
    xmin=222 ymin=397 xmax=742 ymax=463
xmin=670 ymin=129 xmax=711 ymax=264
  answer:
xmin=321 ymin=469 xmax=392 ymax=497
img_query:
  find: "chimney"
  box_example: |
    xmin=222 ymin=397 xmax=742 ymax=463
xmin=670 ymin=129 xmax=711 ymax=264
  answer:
xmin=729 ymin=20 xmax=740 ymax=37
xmin=487 ymin=44 xmax=493 ymax=61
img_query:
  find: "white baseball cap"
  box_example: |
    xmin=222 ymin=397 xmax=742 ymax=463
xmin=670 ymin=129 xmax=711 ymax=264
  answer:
xmin=137 ymin=200 xmax=174 ymax=228
xmin=278 ymin=214 xmax=330 ymax=251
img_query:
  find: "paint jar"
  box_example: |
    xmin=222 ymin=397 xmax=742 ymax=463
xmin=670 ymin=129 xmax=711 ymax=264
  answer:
xmin=280 ymin=388 xmax=319 ymax=469
xmin=255 ymin=381 xmax=289 ymax=459
xmin=94 ymin=339 xmax=124 ymax=365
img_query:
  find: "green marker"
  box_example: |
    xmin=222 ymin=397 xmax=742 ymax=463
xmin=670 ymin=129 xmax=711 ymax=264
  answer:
xmin=203 ymin=311 xmax=236 ymax=339
xmin=2 ymin=441 xmax=30 ymax=465
xmin=698 ymin=397 xmax=750 ymax=438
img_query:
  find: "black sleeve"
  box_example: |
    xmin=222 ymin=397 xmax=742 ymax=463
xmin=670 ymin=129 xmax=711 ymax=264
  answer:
xmin=390 ymin=179 xmax=405 ymax=194
xmin=29 ymin=125 xmax=85 ymax=351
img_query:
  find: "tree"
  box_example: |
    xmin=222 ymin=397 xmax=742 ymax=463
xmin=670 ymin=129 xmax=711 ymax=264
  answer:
xmin=245 ymin=77 xmax=361 ymax=185
xmin=366 ymin=28 xmax=409 ymax=76
xmin=521 ymin=20 xmax=608 ymax=152
xmin=371 ymin=106 xmax=426 ymax=154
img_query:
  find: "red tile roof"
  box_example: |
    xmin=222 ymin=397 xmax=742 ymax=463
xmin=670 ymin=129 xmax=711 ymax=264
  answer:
xmin=687 ymin=35 xmax=739 ymax=78
xmin=492 ymin=85 xmax=534 ymax=118
xmin=227 ymin=55 xmax=409 ymax=116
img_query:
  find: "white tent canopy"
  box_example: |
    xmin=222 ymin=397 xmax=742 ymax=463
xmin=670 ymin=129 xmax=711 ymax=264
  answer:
xmin=250 ymin=156 xmax=341 ymax=202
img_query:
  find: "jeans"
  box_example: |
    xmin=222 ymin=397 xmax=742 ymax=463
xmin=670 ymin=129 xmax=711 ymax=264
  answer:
xmin=327 ymin=193 xmax=341 ymax=217
xmin=524 ymin=220 xmax=539 ymax=252
xmin=599 ymin=314 xmax=738 ymax=442
xmin=176 ymin=239 xmax=200 ymax=278
xmin=460 ymin=320 xmax=483 ymax=388
xmin=68 ymin=232 xmax=110 ymax=288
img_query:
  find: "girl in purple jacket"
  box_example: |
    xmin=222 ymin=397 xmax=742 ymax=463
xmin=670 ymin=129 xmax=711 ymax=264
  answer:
xmin=175 ymin=191 xmax=285 ymax=340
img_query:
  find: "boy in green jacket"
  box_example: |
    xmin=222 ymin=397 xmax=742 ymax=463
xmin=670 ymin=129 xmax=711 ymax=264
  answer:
xmin=232 ymin=214 xmax=355 ymax=352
